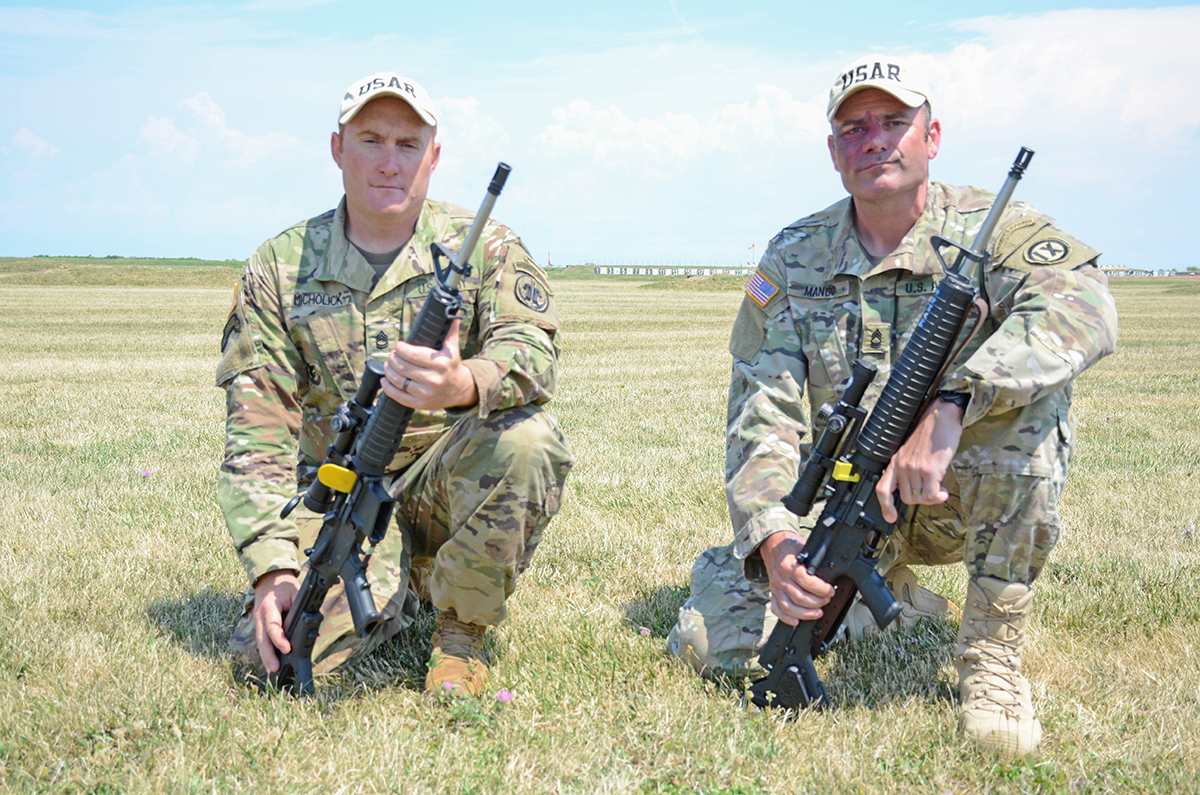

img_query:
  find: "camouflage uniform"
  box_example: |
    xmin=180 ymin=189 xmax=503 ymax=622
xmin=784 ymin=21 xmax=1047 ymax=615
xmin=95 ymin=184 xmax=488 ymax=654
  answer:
xmin=217 ymin=197 xmax=573 ymax=674
xmin=669 ymin=182 xmax=1117 ymax=678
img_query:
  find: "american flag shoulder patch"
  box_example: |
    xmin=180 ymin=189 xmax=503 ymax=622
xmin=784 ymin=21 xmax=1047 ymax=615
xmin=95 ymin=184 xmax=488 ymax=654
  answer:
xmin=746 ymin=270 xmax=779 ymax=308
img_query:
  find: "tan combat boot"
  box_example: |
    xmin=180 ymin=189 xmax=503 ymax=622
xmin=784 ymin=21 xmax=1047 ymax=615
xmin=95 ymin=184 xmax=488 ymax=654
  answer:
xmin=425 ymin=609 xmax=489 ymax=697
xmin=839 ymin=566 xmax=961 ymax=641
xmin=955 ymin=576 xmax=1042 ymax=756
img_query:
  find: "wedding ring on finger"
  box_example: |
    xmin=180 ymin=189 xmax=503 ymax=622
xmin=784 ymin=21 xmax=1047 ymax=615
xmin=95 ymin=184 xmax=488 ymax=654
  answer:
xmin=402 ymin=377 xmax=412 ymax=392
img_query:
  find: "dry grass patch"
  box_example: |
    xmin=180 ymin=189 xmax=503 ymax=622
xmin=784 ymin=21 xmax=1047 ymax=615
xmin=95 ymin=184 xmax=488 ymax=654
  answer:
xmin=0 ymin=257 xmax=240 ymax=288
xmin=0 ymin=276 xmax=1195 ymax=793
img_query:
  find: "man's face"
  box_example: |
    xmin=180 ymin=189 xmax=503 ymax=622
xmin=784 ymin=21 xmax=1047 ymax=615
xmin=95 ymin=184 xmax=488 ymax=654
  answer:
xmin=827 ymin=89 xmax=940 ymax=202
xmin=331 ymin=97 xmax=440 ymax=233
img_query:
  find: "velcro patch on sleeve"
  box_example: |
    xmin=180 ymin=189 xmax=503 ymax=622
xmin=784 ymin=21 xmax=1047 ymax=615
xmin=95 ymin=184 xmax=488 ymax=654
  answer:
xmin=992 ymin=217 xmax=1099 ymax=272
xmin=745 ymin=270 xmax=779 ymax=307
xmin=1023 ymin=238 xmax=1072 ymax=265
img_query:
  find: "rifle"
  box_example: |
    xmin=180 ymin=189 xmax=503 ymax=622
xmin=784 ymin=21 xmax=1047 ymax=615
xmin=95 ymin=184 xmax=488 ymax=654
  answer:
xmin=748 ymin=148 xmax=1035 ymax=711
xmin=269 ymin=163 xmax=511 ymax=696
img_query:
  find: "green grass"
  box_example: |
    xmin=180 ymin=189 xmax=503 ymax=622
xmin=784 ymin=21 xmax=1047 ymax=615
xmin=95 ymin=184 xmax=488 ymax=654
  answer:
xmin=0 ymin=272 xmax=1196 ymax=793
xmin=0 ymin=257 xmax=241 ymax=288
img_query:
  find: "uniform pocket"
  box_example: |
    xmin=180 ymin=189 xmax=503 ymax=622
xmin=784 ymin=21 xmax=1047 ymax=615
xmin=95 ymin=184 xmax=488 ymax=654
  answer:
xmin=290 ymin=305 xmax=362 ymax=406
xmin=396 ymin=277 xmax=478 ymax=354
xmin=787 ymin=295 xmax=854 ymax=392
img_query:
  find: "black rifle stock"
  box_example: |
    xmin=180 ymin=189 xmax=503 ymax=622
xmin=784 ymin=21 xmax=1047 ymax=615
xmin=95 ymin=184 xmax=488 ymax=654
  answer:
xmin=748 ymin=148 xmax=1034 ymax=711
xmin=268 ymin=163 xmax=511 ymax=696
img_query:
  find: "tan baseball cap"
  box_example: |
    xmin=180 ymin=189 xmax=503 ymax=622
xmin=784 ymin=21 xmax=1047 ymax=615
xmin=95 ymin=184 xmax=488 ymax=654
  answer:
xmin=339 ymin=72 xmax=438 ymax=127
xmin=826 ymin=57 xmax=931 ymax=121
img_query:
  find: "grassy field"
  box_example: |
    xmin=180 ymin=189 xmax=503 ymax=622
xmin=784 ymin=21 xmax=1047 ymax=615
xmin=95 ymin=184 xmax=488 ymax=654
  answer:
xmin=0 ymin=266 xmax=1196 ymax=794
xmin=0 ymin=257 xmax=241 ymax=289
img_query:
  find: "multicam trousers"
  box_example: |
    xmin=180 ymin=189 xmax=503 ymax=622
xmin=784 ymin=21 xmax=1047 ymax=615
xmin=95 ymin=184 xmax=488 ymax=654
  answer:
xmin=667 ymin=467 xmax=1065 ymax=679
xmin=230 ymin=404 xmax=573 ymax=675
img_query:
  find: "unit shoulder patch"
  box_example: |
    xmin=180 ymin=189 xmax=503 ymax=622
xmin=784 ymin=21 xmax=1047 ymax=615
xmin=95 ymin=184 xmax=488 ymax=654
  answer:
xmin=1024 ymin=238 xmax=1072 ymax=265
xmin=514 ymin=261 xmax=553 ymax=294
xmin=992 ymin=219 xmax=1099 ymax=272
xmin=514 ymin=273 xmax=550 ymax=312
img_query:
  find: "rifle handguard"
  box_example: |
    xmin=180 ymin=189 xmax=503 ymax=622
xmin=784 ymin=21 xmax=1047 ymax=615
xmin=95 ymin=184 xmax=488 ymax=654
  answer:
xmin=852 ymin=271 xmax=976 ymax=467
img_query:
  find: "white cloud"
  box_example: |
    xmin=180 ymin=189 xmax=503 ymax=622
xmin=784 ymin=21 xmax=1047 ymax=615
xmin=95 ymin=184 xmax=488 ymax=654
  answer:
xmin=2 ymin=3 xmax=1195 ymax=265
xmin=710 ymin=83 xmax=827 ymax=145
xmin=512 ymin=6 xmax=1200 ymax=264
xmin=534 ymin=100 xmax=703 ymax=176
xmin=531 ymin=6 xmax=1200 ymax=184
xmin=180 ymin=92 xmax=227 ymax=129
xmin=532 ymin=82 xmax=825 ymax=187
xmin=427 ymin=96 xmax=514 ymax=206
xmin=47 ymin=94 xmax=325 ymax=255
xmin=531 ymin=83 xmax=825 ymax=180
xmin=932 ymin=8 xmax=1200 ymax=144
xmin=138 ymin=116 xmax=201 ymax=174
xmin=436 ymin=96 xmax=511 ymax=162
xmin=2 ymin=127 xmax=61 ymax=159
xmin=180 ymin=92 xmax=302 ymax=165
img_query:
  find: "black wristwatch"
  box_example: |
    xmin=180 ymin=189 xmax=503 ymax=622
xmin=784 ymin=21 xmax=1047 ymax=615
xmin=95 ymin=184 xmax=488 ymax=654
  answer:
xmin=936 ymin=390 xmax=971 ymax=410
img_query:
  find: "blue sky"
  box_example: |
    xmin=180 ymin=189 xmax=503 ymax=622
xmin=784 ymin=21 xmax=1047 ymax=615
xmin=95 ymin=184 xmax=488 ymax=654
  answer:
xmin=2 ymin=1 xmax=1197 ymax=269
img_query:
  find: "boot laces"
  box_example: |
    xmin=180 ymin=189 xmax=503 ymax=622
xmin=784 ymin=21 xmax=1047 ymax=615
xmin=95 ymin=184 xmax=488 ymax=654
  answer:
xmin=964 ymin=613 xmax=1027 ymax=713
xmin=436 ymin=614 xmax=486 ymax=660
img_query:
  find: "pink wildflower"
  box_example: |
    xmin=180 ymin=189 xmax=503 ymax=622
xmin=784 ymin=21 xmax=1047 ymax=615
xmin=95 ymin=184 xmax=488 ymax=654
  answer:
xmin=140 ymin=470 xmax=151 ymax=477
xmin=639 ymin=627 xmax=651 ymax=636
xmin=496 ymin=689 xmax=513 ymax=703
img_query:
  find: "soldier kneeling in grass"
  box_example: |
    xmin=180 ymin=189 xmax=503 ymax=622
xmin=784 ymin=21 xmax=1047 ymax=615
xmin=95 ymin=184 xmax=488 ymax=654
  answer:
xmin=217 ymin=72 xmax=572 ymax=696
xmin=668 ymin=56 xmax=1116 ymax=755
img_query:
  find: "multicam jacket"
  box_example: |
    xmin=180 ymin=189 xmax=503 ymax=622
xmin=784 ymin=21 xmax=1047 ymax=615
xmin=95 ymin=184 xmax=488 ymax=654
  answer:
xmin=216 ymin=198 xmax=560 ymax=584
xmin=727 ymin=182 xmax=1118 ymax=564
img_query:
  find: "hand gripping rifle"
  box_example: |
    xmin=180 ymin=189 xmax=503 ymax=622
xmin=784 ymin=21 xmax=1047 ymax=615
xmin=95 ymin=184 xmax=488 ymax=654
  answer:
xmin=748 ymin=148 xmax=1034 ymax=711
xmin=269 ymin=163 xmax=511 ymax=696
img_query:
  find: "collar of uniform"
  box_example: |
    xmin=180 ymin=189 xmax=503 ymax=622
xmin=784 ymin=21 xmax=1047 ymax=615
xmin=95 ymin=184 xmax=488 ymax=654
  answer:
xmin=831 ymin=181 xmax=944 ymax=280
xmin=898 ymin=181 xmax=947 ymax=277
xmin=308 ymin=197 xmax=378 ymax=293
xmin=367 ymin=200 xmax=441 ymax=301
xmin=827 ymin=198 xmax=868 ymax=279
